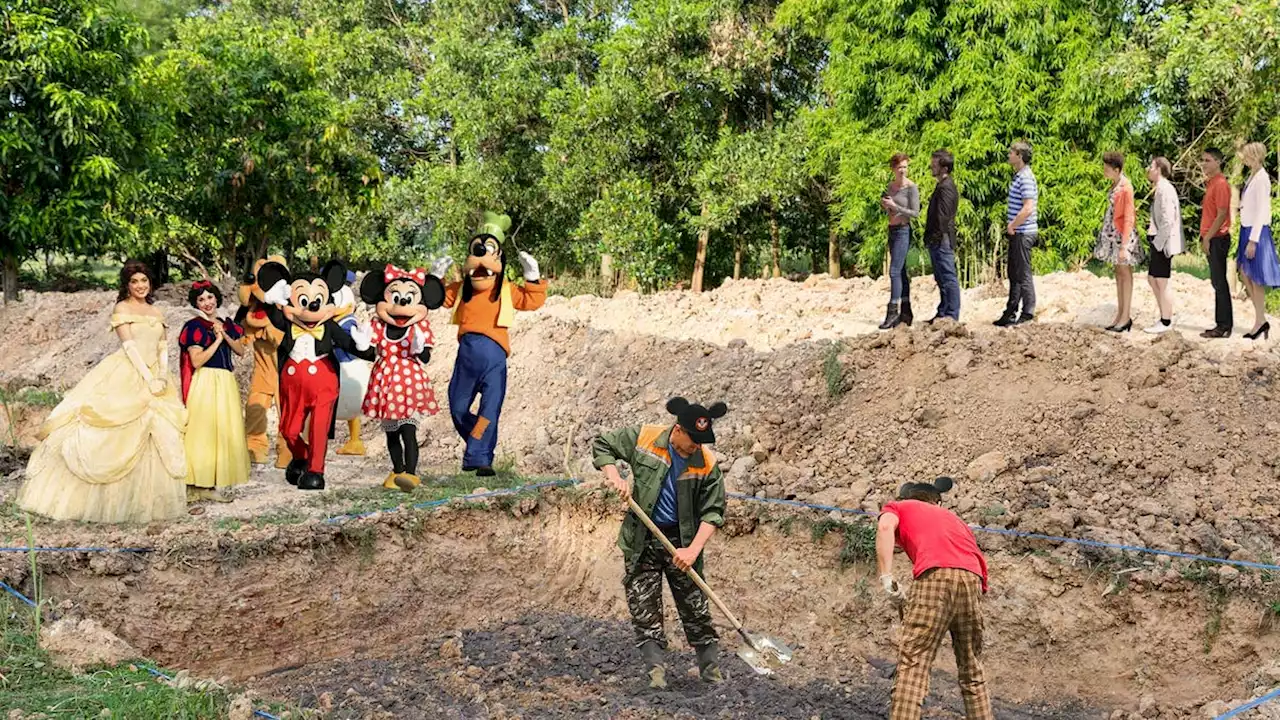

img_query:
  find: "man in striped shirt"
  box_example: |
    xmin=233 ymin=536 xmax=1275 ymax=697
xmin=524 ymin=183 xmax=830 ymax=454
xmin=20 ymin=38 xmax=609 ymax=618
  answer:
xmin=995 ymin=141 xmax=1039 ymax=327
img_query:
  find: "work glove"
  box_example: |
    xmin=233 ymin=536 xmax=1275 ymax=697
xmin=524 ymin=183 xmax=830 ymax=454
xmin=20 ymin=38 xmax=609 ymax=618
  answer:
xmin=881 ymin=574 xmax=907 ymax=607
xmin=263 ymin=279 xmax=290 ymax=308
xmin=430 ymin=256 xmax=454 ymax=279
xmin=350 ymin=322 xmax=372 ymax=352
xmin=517 ymin=251 xmax=540 ymax=282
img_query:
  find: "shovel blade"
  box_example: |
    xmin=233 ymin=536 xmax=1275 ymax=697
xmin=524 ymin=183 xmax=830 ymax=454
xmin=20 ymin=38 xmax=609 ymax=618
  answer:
xmin=736 ymin=632 xmax=795 ymax=675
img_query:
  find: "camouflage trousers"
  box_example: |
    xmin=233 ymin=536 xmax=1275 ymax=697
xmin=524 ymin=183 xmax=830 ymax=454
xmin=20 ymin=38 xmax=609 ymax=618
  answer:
xmin=623 ymin=529 xmax=718 ymax=650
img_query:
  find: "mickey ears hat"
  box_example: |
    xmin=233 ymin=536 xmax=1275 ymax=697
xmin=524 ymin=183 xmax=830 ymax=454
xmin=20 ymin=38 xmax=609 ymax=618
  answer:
xmin=898 ymin=476 xmax=955 ymax=500
xmin=667 ymin=396 xmax=728 ymax=445
xmin=475 ymin=211 xmax=512 ymax=244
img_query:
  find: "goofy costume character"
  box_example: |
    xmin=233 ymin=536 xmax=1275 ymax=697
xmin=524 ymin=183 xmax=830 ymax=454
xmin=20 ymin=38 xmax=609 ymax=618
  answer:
xmin=258 ymin=260 xmax=375 ymax=491
xmin=431 ymin=212 xmax=547 ymax=477
xmin=236 ymin=257 xmax=291 ymax=467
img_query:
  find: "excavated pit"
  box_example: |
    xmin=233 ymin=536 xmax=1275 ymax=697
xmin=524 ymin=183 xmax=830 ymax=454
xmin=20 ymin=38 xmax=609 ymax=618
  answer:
xmin=21 ymin=494 xmax=1273 ymax=719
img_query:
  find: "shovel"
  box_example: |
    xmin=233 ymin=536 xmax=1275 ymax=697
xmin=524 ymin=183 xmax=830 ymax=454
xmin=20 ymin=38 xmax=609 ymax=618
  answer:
xmin=626 ymin=496 xmax=794 ymax=675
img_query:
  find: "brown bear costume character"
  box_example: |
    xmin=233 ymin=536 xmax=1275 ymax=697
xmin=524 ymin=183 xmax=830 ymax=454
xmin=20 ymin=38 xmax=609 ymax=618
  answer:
xmin=257 ymin=260 xmax=375 ymax=490
xmin=236 ymin=256 xmax=291 ymax=467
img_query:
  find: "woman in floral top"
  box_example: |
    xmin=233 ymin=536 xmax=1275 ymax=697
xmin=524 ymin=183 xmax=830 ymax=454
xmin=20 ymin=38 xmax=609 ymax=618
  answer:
xmin=1094 ymin=151 xmax=1145 ymax=332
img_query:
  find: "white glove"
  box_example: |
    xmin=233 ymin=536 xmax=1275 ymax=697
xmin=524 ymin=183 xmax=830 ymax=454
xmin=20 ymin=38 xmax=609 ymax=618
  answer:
xmin=410 ymin=327 xmax=427 ymax=355
xmin=517 ymin=251 xmax=540 ymax=282
xmin=121 ymin=340 xmax=156 ymax=386
xmin=429 ymin=256 xmax=454 ymax=279
xmin=349 ymin=322 xmax=372 ymax=352
xmin=263 ymin=279 xmax=290 ymax=307
xmin=881 ymin=574 xmax=907 ymax=606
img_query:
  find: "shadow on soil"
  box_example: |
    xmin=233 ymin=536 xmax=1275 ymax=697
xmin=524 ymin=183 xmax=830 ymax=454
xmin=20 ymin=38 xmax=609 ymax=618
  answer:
xmin=265 ymin=614 xmax=1100 ymax=719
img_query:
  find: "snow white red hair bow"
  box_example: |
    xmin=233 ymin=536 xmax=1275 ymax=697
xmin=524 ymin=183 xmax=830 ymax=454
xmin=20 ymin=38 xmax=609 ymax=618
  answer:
xmin=383 ymin=264 xmax=427 ymax=285
xmin=192 ymin=279 xmax=215 ymax=291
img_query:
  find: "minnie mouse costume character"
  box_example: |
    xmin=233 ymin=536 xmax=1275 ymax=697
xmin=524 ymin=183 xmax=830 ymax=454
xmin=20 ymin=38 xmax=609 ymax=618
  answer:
xmin=359 ymin=264 xmax=446 ymax=491
xmin=432 ymin=211 xmax=547 ymax=477
xmin=258 ymin=260 xmax=375 ymax=491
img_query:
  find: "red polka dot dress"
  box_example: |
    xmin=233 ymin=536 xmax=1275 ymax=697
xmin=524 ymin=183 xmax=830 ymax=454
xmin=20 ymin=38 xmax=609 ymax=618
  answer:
xmin=361 ymin=319 xmax=440 ymax=429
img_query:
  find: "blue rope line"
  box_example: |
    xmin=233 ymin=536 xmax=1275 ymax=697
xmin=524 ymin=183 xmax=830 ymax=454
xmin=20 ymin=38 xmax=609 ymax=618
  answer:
xmin=322 ymin=478 xmax=581 ymax=525
xmin=1 ymin=579 xmax=36 ymax=607
xmin=1214 ymin=687 xmax=1280 ymax=719
xmin=730 ymin=493 xmax=1280 ymax=573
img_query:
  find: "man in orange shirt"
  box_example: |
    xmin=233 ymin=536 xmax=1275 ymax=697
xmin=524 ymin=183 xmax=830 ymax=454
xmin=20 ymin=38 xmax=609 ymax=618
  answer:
xmin=432 ymin=212 xmax=548 ymax=476
xmin=1200 ymin=148 xmax=1234 ymax=338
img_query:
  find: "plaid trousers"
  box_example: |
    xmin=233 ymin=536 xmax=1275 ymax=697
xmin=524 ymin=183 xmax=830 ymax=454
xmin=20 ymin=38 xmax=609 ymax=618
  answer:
xmin=890 ymin=568 xmax=994 ymax=720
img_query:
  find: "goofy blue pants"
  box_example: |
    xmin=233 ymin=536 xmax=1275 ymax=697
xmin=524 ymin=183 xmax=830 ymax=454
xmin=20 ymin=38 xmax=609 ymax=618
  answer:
xmin=448 ymin=333 xmax=508 ymax=469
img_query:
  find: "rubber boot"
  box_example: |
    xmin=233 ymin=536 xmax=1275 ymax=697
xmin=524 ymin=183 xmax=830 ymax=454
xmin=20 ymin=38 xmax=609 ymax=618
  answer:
xmin=394 ymin=473 xmax=421 ymax=493
xmin=900 ymin=299 xmax=914 ymax=327
xmin=640 ymin=641 xmax=667 ymax=689
xmin=878 ymin=302 xmax=901 ymax=330
xmin=337 ymin=418 xmax=365 ymax=456
xmin=382 ymin=472 xmax=399 ymax=490
xmin=696 ymin=642 xmax=723 ymax=683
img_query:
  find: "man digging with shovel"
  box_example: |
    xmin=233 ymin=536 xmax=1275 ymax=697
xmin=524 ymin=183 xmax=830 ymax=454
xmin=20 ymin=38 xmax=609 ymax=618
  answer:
xmin=592 ymin=397 xmax=728 ymax=689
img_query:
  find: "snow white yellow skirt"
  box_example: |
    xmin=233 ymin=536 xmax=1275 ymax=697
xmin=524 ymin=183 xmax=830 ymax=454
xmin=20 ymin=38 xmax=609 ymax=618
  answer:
xmin=184 ymin=367 xmax=250 ymax=490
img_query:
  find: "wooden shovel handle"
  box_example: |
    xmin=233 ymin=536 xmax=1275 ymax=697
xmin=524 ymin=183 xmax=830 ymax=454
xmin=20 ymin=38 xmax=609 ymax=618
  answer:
xmin=626 ymin=497 xmax=747 ymax=634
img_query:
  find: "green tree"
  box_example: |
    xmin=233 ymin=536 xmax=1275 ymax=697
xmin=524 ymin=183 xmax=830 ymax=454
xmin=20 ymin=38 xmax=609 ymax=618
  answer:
xmin=0 ymin=0 xmax=159 ymax=302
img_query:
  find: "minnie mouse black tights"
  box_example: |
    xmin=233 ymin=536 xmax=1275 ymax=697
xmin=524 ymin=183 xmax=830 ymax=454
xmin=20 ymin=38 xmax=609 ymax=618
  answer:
xmin=385 ymin=425 xmax=420 ymax=475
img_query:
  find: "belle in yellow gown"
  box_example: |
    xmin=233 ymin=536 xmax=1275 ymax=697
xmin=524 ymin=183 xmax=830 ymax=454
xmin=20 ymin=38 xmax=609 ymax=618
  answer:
xmin=17 ymin=263 xmax=188 ymax=524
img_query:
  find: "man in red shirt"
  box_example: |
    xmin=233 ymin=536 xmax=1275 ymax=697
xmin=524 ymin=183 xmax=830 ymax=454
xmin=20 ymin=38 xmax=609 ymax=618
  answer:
xmin=876 ymin=477 xmax=993 ymax=720
xmin=1200 ymin=148 xmax=1234 ymax=338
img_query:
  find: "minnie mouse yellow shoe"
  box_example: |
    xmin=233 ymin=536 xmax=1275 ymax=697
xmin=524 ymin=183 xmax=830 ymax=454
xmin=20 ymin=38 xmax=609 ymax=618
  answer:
xmin=381 ymin=472 xmax=399 ymax=490
xmin=393 ymin=473 xmax=421 ymax=493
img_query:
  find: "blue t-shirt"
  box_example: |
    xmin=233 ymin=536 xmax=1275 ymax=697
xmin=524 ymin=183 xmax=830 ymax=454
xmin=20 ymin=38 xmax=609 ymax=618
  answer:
xmin=1007 ymin=166 xmax=1039 ymax=234
xmin=652 ymin=448 xmax=688 ymax=527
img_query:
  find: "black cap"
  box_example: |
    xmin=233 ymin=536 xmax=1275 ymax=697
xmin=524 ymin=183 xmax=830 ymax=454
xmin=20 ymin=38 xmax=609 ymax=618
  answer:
xmin=667 ymin=396 xmax=727 ymax=445
xmin=897 ymin=476 xmax=954 ymax=500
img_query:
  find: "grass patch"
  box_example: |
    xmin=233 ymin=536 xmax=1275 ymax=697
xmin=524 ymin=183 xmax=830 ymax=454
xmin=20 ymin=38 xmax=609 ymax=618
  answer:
xmin=0 ymin=387 xmax=63 ymax=408
xmin=0 ymin=597 xmax=237 ymax=718
xmin=823 ymin=341 xmax=848 ymax=399
xmin=1204 ymin=587 xmax=1228 ymax=654
xmin=546 ymin=274 xmax=616 ymax=299
xmin=310 ymin=469 xmax=543 ymax=519
xmin=811 ymin=517 xmax=876 ymax=568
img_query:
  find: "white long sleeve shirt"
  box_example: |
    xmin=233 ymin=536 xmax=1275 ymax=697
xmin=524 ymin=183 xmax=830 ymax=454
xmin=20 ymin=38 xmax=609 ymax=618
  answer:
xmin=1241 ymin=169 xmax=1273 ymax=232
xmin=1147 ymin=176 xmax=1184 ymax=255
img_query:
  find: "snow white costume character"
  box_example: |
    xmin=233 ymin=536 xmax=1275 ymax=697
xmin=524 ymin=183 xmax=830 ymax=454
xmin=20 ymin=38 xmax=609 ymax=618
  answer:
xmin=179 ymin=280 xmax=250 ymax=501
xmin=433 ymin=211 xmax=547 ymax=477
xmin=18 ymin=261 xmax=188 ymax=523
xmin=358 ymin=264 xmax=446 ymax=491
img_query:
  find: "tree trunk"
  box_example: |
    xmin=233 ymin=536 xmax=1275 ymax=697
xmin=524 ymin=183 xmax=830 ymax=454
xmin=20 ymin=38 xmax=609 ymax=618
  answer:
xmin=770 ymin=206 xmax=781 ymax=278
xmin=827 ymin=224 xmax=840 ymax=277
xmin=692 ymin=202 xmax=709 ymax=292
xmin=733 ymin=243 xmax=742 ymax=280
xmin=2 ymin=253 xmax=19 ymax=304
xmin=600 ymin=253 xmax=614 ymax=292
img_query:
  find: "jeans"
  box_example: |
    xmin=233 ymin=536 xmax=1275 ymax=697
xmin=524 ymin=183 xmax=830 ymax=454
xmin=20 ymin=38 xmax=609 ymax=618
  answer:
xmin=928 ymin=237 xmax=960 ymax=320
xmin=1209 ymin=235 xmax=1233 ymax=330
xmin=447 ymin=333 xmax=508 ymax=468
xmin=1004 ymin=232 xmax=1037 ymax=316
xmin=888 ymin=225 xmax=912 ymax=303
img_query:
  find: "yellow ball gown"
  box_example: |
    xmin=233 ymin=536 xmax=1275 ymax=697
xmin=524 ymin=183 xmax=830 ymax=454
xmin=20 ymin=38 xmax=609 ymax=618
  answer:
xmin=17 ymin=311 xmax=188 ymax=523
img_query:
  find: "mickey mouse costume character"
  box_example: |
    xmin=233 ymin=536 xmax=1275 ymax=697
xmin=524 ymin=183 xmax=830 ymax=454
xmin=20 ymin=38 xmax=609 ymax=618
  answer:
xmin=433 ymin=211 xmax=547 ymax=476
xmin=358 ymin=264 xmax=446 ymax=492
xmin=591 ymin=397 xmax=729 ymax=689
xmin=258 ymin=260 xmax=375 ymax=491
xmin=876 ymin=477 xmax=992 ymax=720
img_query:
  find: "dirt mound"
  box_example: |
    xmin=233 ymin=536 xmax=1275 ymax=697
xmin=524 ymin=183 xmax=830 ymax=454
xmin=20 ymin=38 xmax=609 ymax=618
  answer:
xmin=39 ymin=617 xmax=139 ymax=672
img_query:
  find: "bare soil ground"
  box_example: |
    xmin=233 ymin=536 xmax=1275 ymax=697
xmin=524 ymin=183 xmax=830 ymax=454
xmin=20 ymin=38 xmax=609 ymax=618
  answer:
xmin=2 ymin=269 xmax=1280 ymax=718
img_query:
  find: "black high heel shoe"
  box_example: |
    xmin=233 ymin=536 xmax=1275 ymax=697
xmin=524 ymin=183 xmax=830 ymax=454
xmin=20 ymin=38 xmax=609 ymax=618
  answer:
xmin=1107 ymin=319 xmax=1132 ymax=333
xmin=1245 ymin=321 xmax=1270 ymax=340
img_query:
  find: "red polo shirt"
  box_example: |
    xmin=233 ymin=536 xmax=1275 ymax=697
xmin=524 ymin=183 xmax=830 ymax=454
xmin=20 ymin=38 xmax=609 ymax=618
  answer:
xmin=882 ymin=500 xmax=989 ymax=592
